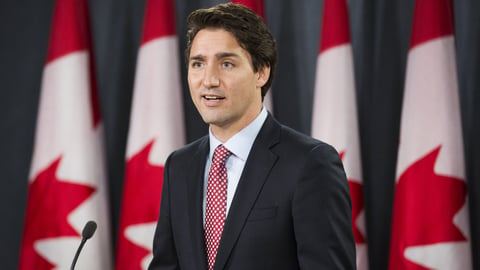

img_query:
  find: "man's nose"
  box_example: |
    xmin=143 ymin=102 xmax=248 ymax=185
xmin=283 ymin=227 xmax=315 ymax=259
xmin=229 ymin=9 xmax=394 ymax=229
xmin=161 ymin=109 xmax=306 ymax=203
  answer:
xmin=203 ymin=67 xmax=220 ymax=88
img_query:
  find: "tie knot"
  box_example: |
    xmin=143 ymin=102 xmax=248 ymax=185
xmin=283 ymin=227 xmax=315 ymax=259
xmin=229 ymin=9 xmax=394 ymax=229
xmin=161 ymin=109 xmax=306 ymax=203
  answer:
xmin=213 ymin=145 xmax=231 ymax=165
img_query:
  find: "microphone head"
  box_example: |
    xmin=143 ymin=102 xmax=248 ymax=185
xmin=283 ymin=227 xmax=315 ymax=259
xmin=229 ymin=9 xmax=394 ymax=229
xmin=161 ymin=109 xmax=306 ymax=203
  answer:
xmin=82 ymin=220 xmax=97 ymax=240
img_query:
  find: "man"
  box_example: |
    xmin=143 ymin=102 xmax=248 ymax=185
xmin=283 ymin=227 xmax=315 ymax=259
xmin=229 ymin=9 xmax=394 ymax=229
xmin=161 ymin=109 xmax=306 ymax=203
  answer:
xmin=149 ymin=3 xmax=356 ymax=269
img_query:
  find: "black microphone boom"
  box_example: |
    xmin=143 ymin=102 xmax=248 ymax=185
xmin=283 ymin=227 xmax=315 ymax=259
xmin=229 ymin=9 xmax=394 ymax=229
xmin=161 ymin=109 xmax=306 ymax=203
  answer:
xmin=71 ymin=220 xmax=97 ymax=270
xmin=82 ymin=220 xmax=97 ymax=239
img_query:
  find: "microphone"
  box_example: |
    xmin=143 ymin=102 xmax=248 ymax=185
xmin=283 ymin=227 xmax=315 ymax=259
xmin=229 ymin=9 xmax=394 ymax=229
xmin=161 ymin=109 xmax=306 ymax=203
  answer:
xmin=71 ymin=220 xmax=97 ymax=270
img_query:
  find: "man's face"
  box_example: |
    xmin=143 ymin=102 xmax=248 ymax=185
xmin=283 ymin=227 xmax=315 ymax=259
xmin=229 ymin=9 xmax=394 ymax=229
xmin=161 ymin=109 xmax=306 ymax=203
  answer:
xmin=188 ymin=28 xmax=269 ymax=139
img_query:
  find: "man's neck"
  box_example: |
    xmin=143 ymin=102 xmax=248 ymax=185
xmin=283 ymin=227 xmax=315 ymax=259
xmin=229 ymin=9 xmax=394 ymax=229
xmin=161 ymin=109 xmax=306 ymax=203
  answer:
xmin=210 ymin=107 xmax=264 ymax=143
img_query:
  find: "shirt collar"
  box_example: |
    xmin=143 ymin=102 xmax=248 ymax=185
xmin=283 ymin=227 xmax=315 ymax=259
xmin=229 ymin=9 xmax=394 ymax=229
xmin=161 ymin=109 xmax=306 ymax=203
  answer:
xmin=209 ymin=107 xmax=268 ymax=161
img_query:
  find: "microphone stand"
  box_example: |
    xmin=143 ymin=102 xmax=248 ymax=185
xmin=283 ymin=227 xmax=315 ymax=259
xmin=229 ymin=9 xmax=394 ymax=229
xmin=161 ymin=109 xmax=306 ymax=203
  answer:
xmin=71 ymin=238 xmax=87 ymax=270
xmin=70 ymin=220 xmax=97 ymax=270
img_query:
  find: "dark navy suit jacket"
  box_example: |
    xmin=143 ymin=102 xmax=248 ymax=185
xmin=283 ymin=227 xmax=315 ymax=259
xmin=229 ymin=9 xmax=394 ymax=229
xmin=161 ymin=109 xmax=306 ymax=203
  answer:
xmin=149 ymin=115 xmax=356 ymax=269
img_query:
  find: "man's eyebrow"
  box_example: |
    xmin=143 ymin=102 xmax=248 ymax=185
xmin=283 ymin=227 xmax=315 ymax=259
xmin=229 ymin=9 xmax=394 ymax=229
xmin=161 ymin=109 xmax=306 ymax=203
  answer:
xmin=189 ymin=52 xmax=240 ymax=62
xmin=189 ymin=54 xmax=205 ymax=62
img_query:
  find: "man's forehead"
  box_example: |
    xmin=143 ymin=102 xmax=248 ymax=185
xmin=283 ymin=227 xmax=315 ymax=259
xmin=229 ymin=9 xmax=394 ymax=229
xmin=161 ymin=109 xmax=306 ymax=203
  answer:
xmin=192 ymin=28 xmax=239 ymax=46
xmin=191 ymin=30 xmax=249 ymax=56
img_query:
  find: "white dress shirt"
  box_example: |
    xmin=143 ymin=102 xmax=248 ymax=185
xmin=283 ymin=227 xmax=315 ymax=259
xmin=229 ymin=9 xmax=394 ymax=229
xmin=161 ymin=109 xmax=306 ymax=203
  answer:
xmin=203 ymin=107 xmax=268 ymax=224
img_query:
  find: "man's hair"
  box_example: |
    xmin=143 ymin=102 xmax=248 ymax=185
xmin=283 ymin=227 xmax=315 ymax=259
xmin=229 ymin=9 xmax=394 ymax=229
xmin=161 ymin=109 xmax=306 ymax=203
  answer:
xmin=185 ymin=3 xmax=277 ymax=98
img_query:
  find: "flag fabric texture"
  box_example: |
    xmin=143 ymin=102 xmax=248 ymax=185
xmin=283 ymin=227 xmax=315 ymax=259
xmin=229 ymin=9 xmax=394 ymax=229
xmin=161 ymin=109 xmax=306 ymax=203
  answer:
xmin=115 ymin=0 xmax=185 ymax=269
xmin=310 ymin=0 xmax=368 ymax=269
xmin=389 ymin=0 xmax=471 ymax=269
xmin=231 ymin=0 xmax=273 ymax=114
xmin=19 ymin=0 xmax=112 ymax=269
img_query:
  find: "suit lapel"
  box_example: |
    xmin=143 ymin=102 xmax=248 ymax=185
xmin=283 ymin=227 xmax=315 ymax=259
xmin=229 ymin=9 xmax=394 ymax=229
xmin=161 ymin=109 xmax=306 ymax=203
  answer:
xmin=214 ymin=115 xmax=280 ymax=270
xmin=187 ymin=137 xmax=209 ymax=270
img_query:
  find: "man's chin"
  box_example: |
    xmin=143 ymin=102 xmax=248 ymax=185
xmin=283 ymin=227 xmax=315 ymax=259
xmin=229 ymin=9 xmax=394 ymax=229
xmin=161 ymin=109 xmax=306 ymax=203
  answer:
xmin=203 ymin=117 xmax=231 ymax=129
xmin=200 ymin=111 xmax=227 ymax=125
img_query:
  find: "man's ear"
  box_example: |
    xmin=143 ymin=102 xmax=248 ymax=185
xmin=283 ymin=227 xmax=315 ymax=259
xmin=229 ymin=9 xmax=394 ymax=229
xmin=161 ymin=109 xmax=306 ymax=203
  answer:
xmin=256 ymin=66 xmax=271 ymax=88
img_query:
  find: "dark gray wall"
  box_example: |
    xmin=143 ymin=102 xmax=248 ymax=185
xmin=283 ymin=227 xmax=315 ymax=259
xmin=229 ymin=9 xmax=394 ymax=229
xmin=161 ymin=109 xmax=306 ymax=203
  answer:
xmin=1 ymin=0 xmax=479 ymax=269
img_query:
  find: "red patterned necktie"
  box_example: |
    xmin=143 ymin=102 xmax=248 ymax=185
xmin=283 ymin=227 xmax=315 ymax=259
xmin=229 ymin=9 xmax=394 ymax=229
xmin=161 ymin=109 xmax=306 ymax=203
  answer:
xmin=205 ymin=145 xmax=232 ymax=270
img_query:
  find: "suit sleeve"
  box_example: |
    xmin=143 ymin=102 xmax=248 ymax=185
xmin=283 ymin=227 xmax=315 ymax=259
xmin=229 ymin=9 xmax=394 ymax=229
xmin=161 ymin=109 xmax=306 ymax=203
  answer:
xmin=292 ymin=143 xmax=356 ymax=269
xmin=148 ymin=153 xmax=180 ymax=270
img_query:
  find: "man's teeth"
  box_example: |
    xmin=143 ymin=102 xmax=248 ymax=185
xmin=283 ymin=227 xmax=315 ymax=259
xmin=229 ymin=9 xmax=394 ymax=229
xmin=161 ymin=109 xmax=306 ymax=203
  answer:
xmin=205 ymin=96 xmax=223 ymax=100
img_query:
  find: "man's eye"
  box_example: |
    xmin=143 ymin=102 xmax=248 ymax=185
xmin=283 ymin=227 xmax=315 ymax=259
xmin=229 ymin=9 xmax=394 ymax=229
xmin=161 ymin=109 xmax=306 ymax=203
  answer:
xmin=191 ymin=61 xmax=203 ymax=68
xmin=222 ymin=62 xmax=234 ymax=68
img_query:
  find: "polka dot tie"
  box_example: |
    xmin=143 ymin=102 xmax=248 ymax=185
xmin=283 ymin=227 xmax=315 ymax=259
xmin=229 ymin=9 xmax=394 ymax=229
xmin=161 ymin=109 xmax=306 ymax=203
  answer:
xmin=205 ymin=145 xmax=232 ymax=270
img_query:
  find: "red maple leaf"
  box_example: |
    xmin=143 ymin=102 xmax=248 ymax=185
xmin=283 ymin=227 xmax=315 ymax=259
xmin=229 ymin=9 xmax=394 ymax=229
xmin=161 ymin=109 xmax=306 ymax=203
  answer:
xmin=116 ymin=140 xmax=164 ymax=270
xmin=389 ymin=146 xmax=467 ymax=270
xmin=339 ymin=151 xmax=366 ymax=244
xmin=19 ymin=156 xmax=96 ymax=270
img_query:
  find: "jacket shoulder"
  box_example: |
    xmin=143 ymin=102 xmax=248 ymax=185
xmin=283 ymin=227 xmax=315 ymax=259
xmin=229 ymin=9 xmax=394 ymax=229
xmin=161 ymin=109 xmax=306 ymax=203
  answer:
xmin=166 ymin=135 xmax=208 ymax=164
xmin=278 ymin=124 xmax=337 ymax=155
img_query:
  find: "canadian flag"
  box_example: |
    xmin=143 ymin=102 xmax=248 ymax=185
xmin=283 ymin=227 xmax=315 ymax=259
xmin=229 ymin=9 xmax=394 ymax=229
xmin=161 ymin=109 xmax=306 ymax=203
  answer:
xmin=310 ymin=0 xmax=367 ymax=269
xmin=388 ymin=0 xmax=471 ymax=269
xmin=231 ymin=0 xmax=273 ymax=113
xmin=115 ymin=0 xmax=185 ymax=269
xmin=19 ymin=0 xmax=112 ymax=269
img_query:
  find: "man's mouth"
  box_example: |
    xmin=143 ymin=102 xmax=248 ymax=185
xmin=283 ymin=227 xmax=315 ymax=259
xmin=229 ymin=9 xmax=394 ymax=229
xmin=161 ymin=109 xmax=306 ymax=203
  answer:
xmin=204 ymin=95 xmax=225 ymax=100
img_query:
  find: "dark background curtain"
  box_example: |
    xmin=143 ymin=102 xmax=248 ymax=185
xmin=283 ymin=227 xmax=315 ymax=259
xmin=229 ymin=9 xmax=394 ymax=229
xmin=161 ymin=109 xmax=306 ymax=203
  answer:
xmin=1 ymin=0 xmax=479 ymax=269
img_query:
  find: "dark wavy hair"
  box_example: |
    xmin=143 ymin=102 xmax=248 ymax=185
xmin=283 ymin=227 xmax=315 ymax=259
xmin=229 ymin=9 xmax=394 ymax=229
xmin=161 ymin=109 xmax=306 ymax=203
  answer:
xmin=185 ymin=3 xmax=277 ymax=99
